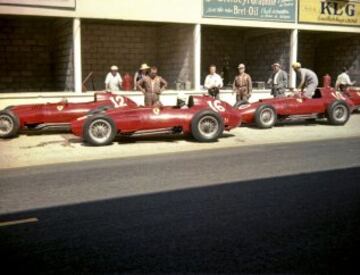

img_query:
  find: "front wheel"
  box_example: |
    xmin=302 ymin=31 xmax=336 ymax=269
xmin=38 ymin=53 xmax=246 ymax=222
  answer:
xmin=191 ymin=110 xmax=224 ymax=142
xmin=327 ymin=100 xmax=350 ymax=125
xmin=254 ymin=105 xmax=277 ymax=128
xmin=83 ymin=115 xmax=117 ymax=146
xmin=0 ymin=110 xmax=20 ymax=138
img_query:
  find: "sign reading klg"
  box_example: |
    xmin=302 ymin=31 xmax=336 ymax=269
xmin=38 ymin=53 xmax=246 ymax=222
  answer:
xmin=203 ymin=0 xmax=296 ymax=23
xmin=299 ymin=0 xmax=360 ymax=26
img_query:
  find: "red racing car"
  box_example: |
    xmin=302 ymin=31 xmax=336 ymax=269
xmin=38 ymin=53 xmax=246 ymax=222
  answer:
xmin=237 ymin=86 xmax=356 ymax=128
xmin=71 ymin=96 xmax=242 ymax=146
xmin=344 ymin=87 xmax=360 ymax=109
xmin=0 ymin=92 xmax=137 ymax=138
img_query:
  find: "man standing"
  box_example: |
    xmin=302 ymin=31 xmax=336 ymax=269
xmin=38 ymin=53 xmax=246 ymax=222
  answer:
xmin=336 ymin=67 xmax=356 ymax=92
xmin=233 ymin=63 xmax=252 ymax=106
xmin=105 ymin=65 xmax=122 ymax=91
xmin=267 ymin=63 xmax=288 ymax=98
xmin=292 ymin=62 xmax=318 ymax=99
xmin=134 ymin=63 xmax=150 ymax=90
xmin=137 ymin=66 xmax=167 ymax=107
xmin=204 ymin=65 xmax=223 ymax=99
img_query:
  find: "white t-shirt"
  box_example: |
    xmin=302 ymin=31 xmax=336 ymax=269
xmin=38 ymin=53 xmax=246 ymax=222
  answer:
xmin=204 ymin=73 xmax=223 ymax=89
xmin=336 ymin=72 xmax=353 ymax=86
xmin=105 ymin=72 xmax=123 ymax=91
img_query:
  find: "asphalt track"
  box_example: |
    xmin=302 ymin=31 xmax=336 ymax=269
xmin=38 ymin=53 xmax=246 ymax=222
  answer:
xmin=1 ymin=137 xmax=360 ymax=273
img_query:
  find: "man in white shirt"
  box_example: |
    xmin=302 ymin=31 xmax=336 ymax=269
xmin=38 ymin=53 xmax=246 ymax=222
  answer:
xmin=336 ymin=67 xmax=356 ymax=92
xmin=105 ymin=65 xmax=122 ymax=91
xmin=204 ymin=65 xmax=223 ymax=99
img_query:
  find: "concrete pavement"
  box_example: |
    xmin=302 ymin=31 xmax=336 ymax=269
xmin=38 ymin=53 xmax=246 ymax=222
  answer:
xmin=1 ymin=114 xmax=360 ymax=169
xmin=1 ymin=138 xmax=360 ymax=273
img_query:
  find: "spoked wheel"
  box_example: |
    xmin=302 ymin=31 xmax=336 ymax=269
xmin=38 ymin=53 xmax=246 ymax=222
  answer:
xmin=255 ymin=105 xmax=277 ymax=128
xmin=83 ymin=115 xmax=117 ymax=146
xmin=0 ymin=110 xmax=20 ymax=138
xmin=327 ymin=100 xmax=350 ymax=125
xmin=191 ymin=110 xmax=224 ymax=142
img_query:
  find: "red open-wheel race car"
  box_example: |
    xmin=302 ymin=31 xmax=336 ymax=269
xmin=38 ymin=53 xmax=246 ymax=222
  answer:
xmin=237 ymin=86 xmax=356 ymax=129
xmin=0 ymin=92 xmax=137 ymax=138
xmin=71 ymin=95 xmax=242 ymax=146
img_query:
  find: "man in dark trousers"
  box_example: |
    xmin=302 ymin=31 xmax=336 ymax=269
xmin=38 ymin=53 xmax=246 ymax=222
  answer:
xmin=267 ymin=63 xmax=288 ymax=98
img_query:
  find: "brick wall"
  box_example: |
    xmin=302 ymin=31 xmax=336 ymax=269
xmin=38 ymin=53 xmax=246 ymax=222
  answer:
xmin=81 ymin=21 xmax=158 ymax=90
xmin=53 ymin=19 xmax=74 ymax=91
xmin=158 ymin=24 xmax=194 ymax=89
xmin=81 ymin=21 xmax=194 ymax=90
xmin=201 ymin=27 xmax=245 ymax=86
xmin=315 ymin=35 xmax=360 ymax=86
xmin=244 ymin=31 xmax=290 ymax=83
xmin=202 ymin=28 xmax=290 ymax=86
xmin=0 ymin=17 xmax=73 ymax=92
xmin=0 ymin=17 xmax=53 ymax=92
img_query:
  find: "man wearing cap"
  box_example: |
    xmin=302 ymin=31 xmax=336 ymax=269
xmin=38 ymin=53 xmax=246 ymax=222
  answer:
xmin=292 ymin=62 xmax=318 ymax=98
xmin=204 ymin=65 xmax=223 ymax=99
xmin=233 ymin=64 xmax=252 ymax=106
xmin=134 ymin=63 xmax=150 ymax=90
xmin=105 ymin=65 xmax=123 ymax=91
xmin=137 ymin=66 xmax=167 ymax=107
xmin=267 ymin=63 xmax=288 ymax=98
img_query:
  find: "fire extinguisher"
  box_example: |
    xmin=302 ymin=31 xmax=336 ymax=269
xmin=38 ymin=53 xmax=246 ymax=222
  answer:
xmin=323 ymin=74 xmax=331 ymax=88
xmin=122 ymin=73 xmax=133 ymax=91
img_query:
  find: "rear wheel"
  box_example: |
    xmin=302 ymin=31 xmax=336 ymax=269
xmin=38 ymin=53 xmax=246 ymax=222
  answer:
xmin=0 ymin=110 xmax=20 ymax=138
xmin=83 ymin=115 xmax=117 ymax=146
xmin=254 ymin=105 xmax=277 ymax=128
xmin=327 ymin=100 xmax=350 ymax=125
xmin=191 ymin=110 xmax=224 ymax=142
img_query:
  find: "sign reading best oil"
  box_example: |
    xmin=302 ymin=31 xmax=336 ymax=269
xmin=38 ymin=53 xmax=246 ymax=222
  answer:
xmin=299 ymin=0 xmax=360 ymax=26
xmin=203 ymin=0 xmax=296 ymax=22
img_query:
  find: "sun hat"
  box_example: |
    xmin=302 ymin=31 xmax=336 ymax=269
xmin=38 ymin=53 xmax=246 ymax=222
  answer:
xmin=110 ymin=65 xmax=118 ymax=71
xmin=140 ymin=63 xmax=150 ymax=70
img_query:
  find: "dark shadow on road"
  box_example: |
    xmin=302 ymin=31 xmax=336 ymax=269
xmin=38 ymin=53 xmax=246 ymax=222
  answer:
xmin=1 ymin=167 xmax=359 ymax=274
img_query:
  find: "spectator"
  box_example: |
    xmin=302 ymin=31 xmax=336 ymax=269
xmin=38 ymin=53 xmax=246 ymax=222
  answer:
xmin=134 ymin=63 xmax=150 ymax=90
xmin=267 ymin=62 xmax=288 ymax=98
xmin=137 ymin=66 xmax=167 ymax=107
xmin=233 ymin=63 xmax=252 ymax=106
xmin=336 ymin=67 xmax=356 ymax=92
xmin=204 ymin=65 xmax=223 ymax=99
xmin=105 ymin=65 xmax=122 ymax=91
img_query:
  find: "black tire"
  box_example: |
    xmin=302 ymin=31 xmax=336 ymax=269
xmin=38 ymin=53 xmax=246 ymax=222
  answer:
xmin=83 ymin=114 xmax=117 ymax=146
xmin=191 ymin=110 xmax=224 ymax=142
xmin=327 ymin=100 xmax=350 ymax=126
xmin=254 ymin=104 xmax=277 ymax=129
xmin=87 ymin=105 xmax=114 ymax=115
xmin=0 ymin=110 xmax=20 ymax=138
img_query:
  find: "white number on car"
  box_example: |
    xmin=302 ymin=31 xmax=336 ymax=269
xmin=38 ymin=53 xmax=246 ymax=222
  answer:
xmin=207 ymin=100 xmax=225 ymax=112
xmin=111 ymin=95 xmax=128 ymax=108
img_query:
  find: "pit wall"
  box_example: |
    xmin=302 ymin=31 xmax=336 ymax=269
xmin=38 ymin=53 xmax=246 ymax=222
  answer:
xmin=0 ymin=89 xmax=272 ymax=110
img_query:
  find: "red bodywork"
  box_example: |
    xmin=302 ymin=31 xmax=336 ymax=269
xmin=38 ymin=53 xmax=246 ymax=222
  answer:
xmin=344 ymin=87 xmax=360 ymax=108
xmin=238 ymin=86 xmax=356 ymax=124
xmin=5 ymin=92 xmax=137 ymax=129
xmin=71 ymin=95 xmax=242 ymax=138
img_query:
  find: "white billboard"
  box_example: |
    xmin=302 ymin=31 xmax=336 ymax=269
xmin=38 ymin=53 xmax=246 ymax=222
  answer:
xmin=0 ymin=0 xmax=76 ymax=9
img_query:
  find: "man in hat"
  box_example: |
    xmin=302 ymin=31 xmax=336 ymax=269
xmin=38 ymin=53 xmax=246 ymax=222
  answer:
xmin=267 ymin=63 xmax=288 ymax=98
xmin=137 ymin=66 xmax=168 ymax=107
xmin=233 ymin=63 xmax=252 ymax=106
xmin=134 ymin=63 xmax=150 ymax=90
xmin=105 ymin=65 xmax=122 ymax=91
xmin=292 ymin=62 xmax=318 ymax=99
xmin=204 ymin=65 xmax=223 ymax=99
